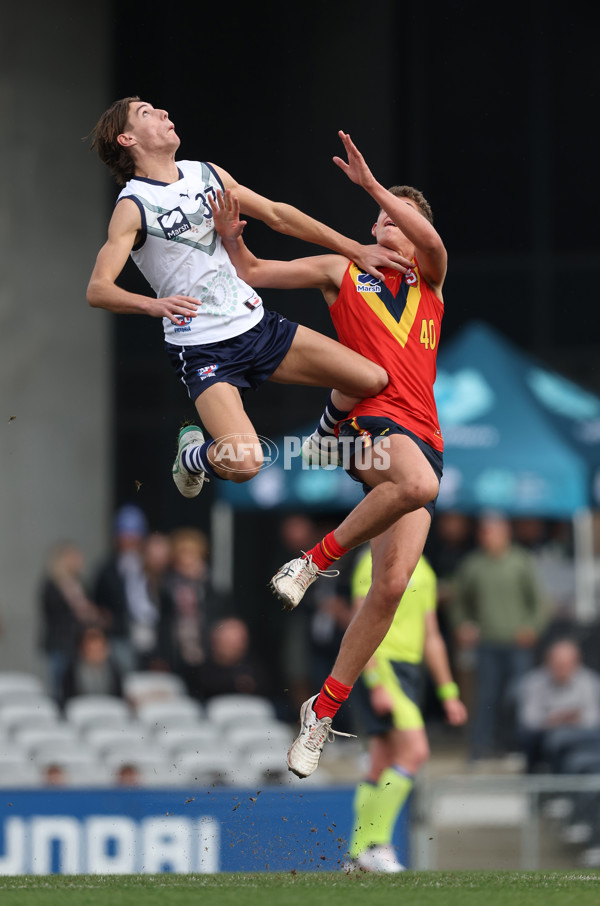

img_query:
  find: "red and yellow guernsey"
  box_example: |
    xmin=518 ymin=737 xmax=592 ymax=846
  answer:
xmin=329 ymin=260 xmax=444 ymax=452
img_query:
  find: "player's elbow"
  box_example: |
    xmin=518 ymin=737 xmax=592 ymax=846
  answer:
xmin=86 ymin=281 xmax=101 ymax=308
xmin=367 ymin=364 xmax=388 ymax=397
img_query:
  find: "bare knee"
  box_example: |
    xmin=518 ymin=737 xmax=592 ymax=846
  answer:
xmin=405 ymin=737 xmax=430 ymax=773
xmin=364 ymin=364 xmax=388 ymax=397
xmin=227 ymin=462 xmax=262 ymax=483
xmin=371 ymin=571 xmax=412 ymax=610
xmin=393 ymin=473 xmax=439 ymax=513
xmin=212 ymin=439 xmax=264 ymax=483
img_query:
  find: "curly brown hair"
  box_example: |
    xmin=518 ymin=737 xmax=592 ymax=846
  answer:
xmin=88 ymin=96 xmax=140 ymax=186
xmin=387 ymin=185 xmax=434 ymax=224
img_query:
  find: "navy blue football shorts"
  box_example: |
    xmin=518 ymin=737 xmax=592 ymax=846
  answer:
xmin=337 ymin=415 xmax=444 ymax=519
xmin=165 ymin=308 xmax=298 ymax=402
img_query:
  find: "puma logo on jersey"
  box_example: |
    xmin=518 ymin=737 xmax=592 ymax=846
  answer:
xmin=158 ymin=207 xmax=192 ymax=239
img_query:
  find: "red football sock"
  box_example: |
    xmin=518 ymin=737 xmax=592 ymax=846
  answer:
xmin=304 ymin=530 xmax=349 ymax=570
xmin=313 ymin=674 xmax=353 ymax=720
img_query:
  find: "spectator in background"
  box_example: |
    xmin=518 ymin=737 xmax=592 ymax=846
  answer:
xmin=158 ymin=528 xmax=214 ymax=690
xmin=516 ymin=638 xmax=600 ymax=773
xmin=39 ymin=541 xmax=103 ymax=699
xmin=60 ymin=625 xmax=124 ymax=707
xmin=517 ymin=638 xmax=600 ymax=864
xmin=513 ymin=517 xmax=576 ymax=623
xmin=191 ymin=616 xmax=270 ymax=702
xmin=93 ymin=504 xmax=159 ymax=673
xmin=115 ymin=763 xmax=141 ymax=787
xmin=42 ymin=763 xmax=68 ymax=787
xmin=450 ymin=512 xmax=548 ymax=761
xmin=426 ymin=511 xmax=475 ymax=605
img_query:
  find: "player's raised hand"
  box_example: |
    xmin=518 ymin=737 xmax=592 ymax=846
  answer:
xmin=209 ymin=189 xmax=247 ymax=241
xmin=333 ymin=131 xmax=377 ymax=190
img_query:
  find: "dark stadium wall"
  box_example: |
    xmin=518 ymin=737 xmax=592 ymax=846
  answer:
xmin=0 ymin=3 xmax=111 ymax=672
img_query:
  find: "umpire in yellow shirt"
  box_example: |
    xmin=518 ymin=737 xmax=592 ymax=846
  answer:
xmin=347 ymin=548 xmax=467 ymax=872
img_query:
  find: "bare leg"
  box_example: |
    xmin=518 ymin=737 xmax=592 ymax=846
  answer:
xmin=186 ymin=325 xmax=386 ymax=482
xmin=331 ymin=508 xmax=432 ymax=686
xmin=331 ymin=388 xmax=360 ymax=412
xmin=192 ymin=382 xmax=263 ymax=483
xmin=335 ymin=434 xmax=439 ymax=549
xmin=270 ymin=324 xmax=387 ymax=397
xmin=367 ymin=728 xmax=430 ymax=781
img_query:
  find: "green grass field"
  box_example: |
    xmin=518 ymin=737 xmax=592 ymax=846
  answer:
xmin=0 ymin=872 xmax=599 ymax=906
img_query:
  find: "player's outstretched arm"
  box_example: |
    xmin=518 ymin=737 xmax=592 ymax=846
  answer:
xmin=333 ymin=131 xmax=447 ymax=293
xmin=87 ymin=199 xmax=199 ymax=325
xmin=209 ymin=189 xmax=345 ymax=295
xmin=210 ymin=164 xmax=412 ymax=282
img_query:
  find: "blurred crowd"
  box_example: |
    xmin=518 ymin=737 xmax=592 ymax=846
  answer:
xmin=38 ymin=504 xmax=268 ymax=711
xmin=35 ymin=504 xmax=600 ymax=761
xmin=29 ymin=504 xmax=600 ymax=862
xmin=36 ymin=506 xmax=600 ymax=734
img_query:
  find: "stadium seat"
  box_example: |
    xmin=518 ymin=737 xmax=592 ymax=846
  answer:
xmin=204 ymin=695 xmax=276 ymax=729
xmin=15 ymin=726 xmax=84 ymax=759
xmin=0 ymin=760 xmax=41 ymax=788
xmin=0 ymin=672 xmax=45 ymax=698
xmin=173 ymin=748 xmax=240 ymax=786
xmin=245 ymin=746 xmax=291 ymax=785
xmin=64 ymin=695 xmax=132 ymax=731
xmin=103 ymin=745 xmax=172 ymax=783
xmin=138 ymin=764 xmax=190 ymax=788
xmin=83 ymin=723 xmax=152 ymax=755
xmin=225 ymin=721 xmax=293 ymax=754
xmin=123 ymin=670 xmax=187 ymax=707
xmin=0 ymin=738 xmax=27 ymax=759
xmin=33 ymin=740 xmax=100 ymax=770
xmin=54 ymin=762 xmax=113 ymax=788
xmin=154 ymin=723 xmax=223 ymax=758
xmin=135 ymin=697 xmax=203 ymax=729
xmin=0 ymin=698 xmax=61 ymax=734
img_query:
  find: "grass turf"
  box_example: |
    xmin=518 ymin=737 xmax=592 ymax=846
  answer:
xmin=0 ymin=872 xmax=599 ymax=905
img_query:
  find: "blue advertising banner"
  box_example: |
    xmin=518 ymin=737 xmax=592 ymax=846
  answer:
xmin=0 ymin=787 xmax=410 ymax=874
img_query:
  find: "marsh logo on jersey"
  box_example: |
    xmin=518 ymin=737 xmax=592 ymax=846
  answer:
xmin=356 ymin=273 xmax=382 ymax=293
xmin=158 ymin=207 xmax=191 ymax=239
xmin=197 ymin=364 xmax=219 ymax=381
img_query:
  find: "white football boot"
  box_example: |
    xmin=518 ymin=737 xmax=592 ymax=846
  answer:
xmin=171 ymin=425 xmax=208 ymax=498
xmin=287 ymin=695 xmax=355 ymax=778
xmin=270 ymin=554 xmax=339 ymax=611
xmin=355 ymin=844 xmax=406 ymax=873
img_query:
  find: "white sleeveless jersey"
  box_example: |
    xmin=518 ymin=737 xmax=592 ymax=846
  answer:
xmin=118 ymin=160 xmax=264 ymax=345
